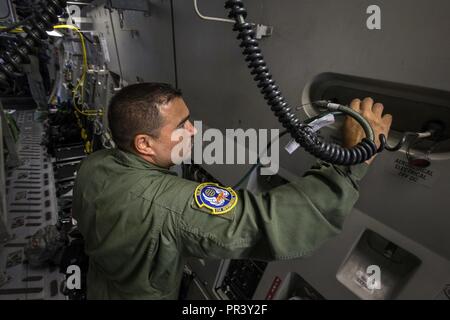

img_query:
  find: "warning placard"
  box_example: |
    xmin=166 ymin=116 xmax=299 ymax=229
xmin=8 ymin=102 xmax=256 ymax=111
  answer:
xmin=389 ymin=157 xmax=438 ymax=188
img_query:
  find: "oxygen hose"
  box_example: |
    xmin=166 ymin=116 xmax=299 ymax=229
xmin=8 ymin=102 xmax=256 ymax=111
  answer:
xmin=224 ymin=0 xmax=384 ymax=165
xmin=0 ymin=0 xmax=67 ymax=88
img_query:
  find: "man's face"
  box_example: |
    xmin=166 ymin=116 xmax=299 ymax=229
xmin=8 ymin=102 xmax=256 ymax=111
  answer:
xmin=151 ymin=97 xmax=196 ymax=168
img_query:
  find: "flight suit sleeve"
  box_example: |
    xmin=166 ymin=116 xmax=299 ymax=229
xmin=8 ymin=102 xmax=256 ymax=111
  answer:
xmin=175 ymin=162 xmax=369 ymax=261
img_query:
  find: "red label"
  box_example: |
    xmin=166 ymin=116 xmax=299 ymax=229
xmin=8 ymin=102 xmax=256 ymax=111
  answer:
xmin=265 ymin=276 xmax=282 ymax=300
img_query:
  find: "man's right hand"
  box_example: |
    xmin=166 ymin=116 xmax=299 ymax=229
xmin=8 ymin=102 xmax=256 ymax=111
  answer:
xmin=343 ymin=97 xmax=393 ymax=165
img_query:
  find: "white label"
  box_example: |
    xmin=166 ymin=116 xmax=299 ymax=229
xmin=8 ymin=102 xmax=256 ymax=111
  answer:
xmin=308 ymin=113 xmax=335 ymax=132
xmin=285 ymin=139 xmax=301 ymax=155
xmin=99 ymin=35 xmax=111 ymax=63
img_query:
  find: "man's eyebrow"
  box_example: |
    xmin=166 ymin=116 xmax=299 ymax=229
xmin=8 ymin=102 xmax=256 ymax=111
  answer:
xmin=176 ymin=114 xmax=190 ymax=127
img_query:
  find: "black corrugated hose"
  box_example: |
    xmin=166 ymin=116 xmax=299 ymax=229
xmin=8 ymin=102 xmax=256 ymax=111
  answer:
xmin=224 ymin=0 xmax=384 ymax=165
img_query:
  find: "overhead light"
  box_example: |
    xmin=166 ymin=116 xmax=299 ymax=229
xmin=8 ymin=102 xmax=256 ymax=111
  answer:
xmin=46 ymin=30 xmax=63 ymax=37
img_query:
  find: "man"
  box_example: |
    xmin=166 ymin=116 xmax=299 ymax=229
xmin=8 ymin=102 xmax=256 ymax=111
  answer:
xmin=72 ymin=83 xmax=392 ymax=299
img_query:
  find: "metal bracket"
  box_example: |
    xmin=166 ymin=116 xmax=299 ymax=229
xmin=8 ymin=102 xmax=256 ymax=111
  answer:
xmin=255 ymin=24 xmax=273 ymax=39
xmin=193 ymin=0 xmax=273 ymax=40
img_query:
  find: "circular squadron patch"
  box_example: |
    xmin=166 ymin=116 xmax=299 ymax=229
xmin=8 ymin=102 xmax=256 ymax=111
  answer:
xmin=194 ymin=183 xmax=238 ymax=214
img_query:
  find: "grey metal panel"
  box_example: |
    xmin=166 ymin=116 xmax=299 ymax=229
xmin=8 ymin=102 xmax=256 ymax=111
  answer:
xmin=253 ymin=209 xmax=450 ymax=300
xmin=86 ymin=6 xmax=124 ymax=77
xmin=172 ymin=0 xmax=450 ymax=259
xmin=0 ymin=0 xmax=13 ymax=21
xmin=174 ymin=0 xmax=276 ymax=130
xmin=24 ymin=57 xmax=47 ymax=109
xmin=356 ymin=152 xmax=450 ymax=260
xmin=109 ymin=5 xmax=175 ymax=85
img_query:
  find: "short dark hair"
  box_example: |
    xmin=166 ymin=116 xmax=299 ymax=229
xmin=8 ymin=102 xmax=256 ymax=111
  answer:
xmin=107 ymin=82 xmax=182 ymax=152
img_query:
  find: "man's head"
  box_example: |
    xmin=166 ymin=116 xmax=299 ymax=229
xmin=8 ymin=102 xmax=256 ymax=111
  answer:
xmin=108 ymin=83 xmax=196 ymax=168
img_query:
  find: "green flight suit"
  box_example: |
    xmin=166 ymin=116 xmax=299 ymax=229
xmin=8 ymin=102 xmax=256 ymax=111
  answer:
xmin=72 ymin=148 xmax=368 ymax=299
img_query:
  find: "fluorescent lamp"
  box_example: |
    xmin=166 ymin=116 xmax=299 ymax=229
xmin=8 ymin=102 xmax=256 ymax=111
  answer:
xmin=46 ymin=30 xmax=63 ymax=37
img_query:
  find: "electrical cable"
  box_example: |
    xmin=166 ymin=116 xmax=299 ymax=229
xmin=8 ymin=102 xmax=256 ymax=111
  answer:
xmin=224 ymin=0 xmax=382 ymax=165
xmin=0 ymin=14 xmax=35 ymax=34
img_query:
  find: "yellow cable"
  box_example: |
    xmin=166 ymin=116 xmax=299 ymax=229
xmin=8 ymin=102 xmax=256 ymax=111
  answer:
xmin=54 ymin=24 xmax=102 ymax=117
xmin=0 ymin=26 xmax=24 ymax=33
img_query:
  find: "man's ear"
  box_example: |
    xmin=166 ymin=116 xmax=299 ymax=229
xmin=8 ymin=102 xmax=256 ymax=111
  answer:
xmin=134 ymin=134 xmax=156 ymax=156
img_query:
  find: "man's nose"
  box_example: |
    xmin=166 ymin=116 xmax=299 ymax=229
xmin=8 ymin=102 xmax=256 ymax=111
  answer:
xmin=186 ymin=121 xmax=197 ymax=136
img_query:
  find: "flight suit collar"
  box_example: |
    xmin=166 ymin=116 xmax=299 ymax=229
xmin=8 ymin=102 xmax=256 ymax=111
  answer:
xmin=112 ymin=148 xmax=177 ymax=175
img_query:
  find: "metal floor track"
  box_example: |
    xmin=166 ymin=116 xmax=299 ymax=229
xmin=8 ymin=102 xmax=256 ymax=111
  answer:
xmin=0 ymin=110 xmax=66 ymax=300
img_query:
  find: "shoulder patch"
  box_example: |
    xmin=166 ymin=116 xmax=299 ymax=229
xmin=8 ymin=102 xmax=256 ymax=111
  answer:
xmin=194 ymin=183 xmax=238 ymax=215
